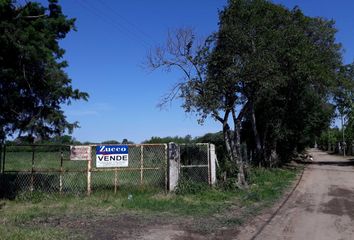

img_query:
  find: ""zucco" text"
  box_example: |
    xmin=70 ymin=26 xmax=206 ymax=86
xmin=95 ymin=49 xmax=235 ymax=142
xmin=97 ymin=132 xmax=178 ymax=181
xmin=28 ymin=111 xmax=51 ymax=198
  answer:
xmin=98 ymin=146 xmax=127 ymax=153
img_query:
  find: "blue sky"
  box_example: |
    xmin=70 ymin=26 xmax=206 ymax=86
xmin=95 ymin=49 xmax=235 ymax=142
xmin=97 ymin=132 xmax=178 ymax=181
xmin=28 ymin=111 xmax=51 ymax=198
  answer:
xmin=39 ymin=0 xmax=354 ymax=143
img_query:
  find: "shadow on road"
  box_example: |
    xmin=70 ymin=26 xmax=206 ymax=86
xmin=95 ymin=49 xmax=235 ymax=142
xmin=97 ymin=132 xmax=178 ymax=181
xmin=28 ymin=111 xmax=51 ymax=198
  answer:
xmin=295 ymin=159 xmax=354 ymax=167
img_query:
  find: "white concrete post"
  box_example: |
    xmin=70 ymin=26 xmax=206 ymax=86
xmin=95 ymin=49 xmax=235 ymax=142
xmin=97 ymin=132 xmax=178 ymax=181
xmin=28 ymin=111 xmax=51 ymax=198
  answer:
xmin=168 ymin=142 xmax=180 ymax=191
xmin=209 ymin=144 xmax=217 ymax=185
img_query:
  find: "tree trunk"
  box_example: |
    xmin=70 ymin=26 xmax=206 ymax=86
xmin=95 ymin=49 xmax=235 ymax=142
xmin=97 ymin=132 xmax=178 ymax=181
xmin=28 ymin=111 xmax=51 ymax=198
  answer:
xmin=250 ymin=103 xmax=262 ymax=151
xmin=268 ymin=148 xmax=278 ymax=167
xmin=250 ymin=102 xmax=263 ymax=165
xmin=267 ymin=139 xmax=278 ymax=167
xmin=216 ymin=106 xmax=248 ymax=189
xmin=235 ymin=118 xmax=248 ymax=187
xmin=223 ymin=125 xmax=234 ymax=162
xmin=262 ymin=126 xmax=269 ymax=166
xmin=220 ymin=118 xmax=248 ymax=188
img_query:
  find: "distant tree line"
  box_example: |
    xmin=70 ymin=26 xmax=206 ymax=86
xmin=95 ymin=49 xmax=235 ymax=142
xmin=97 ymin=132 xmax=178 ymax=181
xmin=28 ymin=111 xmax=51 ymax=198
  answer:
xmin=318 ymin=126 xmax=354 ymax=155
xmin=5 ymin=135 xmax=135 ymax=146
xmin=143 ymin=135 xmax=193 ymax=144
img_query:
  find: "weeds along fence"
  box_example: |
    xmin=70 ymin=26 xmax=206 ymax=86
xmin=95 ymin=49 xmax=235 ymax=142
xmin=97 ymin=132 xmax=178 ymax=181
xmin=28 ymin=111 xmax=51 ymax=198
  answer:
xmin=0 ymin=143 xmax=216 ymax=198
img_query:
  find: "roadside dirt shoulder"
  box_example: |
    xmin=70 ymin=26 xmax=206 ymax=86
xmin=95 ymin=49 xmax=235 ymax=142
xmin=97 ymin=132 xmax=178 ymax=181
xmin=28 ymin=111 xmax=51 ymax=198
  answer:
xmin=236 ymin=149 xmax=354 ymax=240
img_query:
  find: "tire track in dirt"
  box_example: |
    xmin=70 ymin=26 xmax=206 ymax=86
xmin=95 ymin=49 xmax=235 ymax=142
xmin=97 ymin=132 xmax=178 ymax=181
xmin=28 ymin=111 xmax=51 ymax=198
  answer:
xmin=236 ymin=149 xmax=354 ymax=240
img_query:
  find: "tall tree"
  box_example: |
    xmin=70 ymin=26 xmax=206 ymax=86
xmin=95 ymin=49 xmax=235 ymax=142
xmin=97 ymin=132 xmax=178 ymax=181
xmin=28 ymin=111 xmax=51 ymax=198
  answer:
xmin=333 ymin=63 xmax=354 ymax=150
xmin=211 ymin=0 xmax=342 ymax=165
xmin=147 ymin=0 xmax=345 ymax=187
xmin=0 ymin=0 xmax=88 ymax=143
xmin=206 ymin=0 xmax=291 ymax=169
xmin=146 ymin=26 xmax=252 ymax=187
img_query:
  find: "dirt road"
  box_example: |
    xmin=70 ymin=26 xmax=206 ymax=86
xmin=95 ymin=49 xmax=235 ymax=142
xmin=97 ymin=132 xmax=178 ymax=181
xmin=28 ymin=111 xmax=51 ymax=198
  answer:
xmin=237 ymin=149 xmax=354 ymax=240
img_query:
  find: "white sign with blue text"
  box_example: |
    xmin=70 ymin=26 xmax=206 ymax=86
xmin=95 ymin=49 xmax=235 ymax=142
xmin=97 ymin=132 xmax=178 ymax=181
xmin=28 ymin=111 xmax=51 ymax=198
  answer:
xmin=96 ymin=145 xmax=129 ymax=168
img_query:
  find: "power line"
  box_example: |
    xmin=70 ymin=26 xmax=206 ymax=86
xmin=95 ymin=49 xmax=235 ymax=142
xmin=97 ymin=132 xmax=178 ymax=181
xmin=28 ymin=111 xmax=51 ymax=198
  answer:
xmin=75 ymin=0 xmax=153 ymax=49
xmin=96 ymin=0 xmax=155 ymax=45
xmin=77 ymin=0 xmax=151 ymax=48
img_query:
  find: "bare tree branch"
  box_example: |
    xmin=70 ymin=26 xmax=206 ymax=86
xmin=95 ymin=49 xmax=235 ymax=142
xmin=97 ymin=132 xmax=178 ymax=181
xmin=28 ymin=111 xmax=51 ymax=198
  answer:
xmin=145 ymin=28 xmax=206 ymax=108
xmin=157 ymin=82 xmax=184 ymax=109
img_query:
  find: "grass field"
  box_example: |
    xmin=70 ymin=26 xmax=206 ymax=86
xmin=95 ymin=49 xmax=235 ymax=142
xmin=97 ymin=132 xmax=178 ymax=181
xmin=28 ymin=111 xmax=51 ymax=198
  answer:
xmin=0 ymin=166 xmax=300 ymax=239
xmin=2 ymin=146 xmax=167 ymax=196
xmin=3 ymin=145 xmax=167 ymax=171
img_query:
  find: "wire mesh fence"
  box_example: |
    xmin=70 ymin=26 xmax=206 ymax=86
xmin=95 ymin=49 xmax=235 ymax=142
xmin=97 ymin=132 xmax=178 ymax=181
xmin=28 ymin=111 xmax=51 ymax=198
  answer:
xmin=0 ymin=145 xmax=87 ymax=198
xmin=0 ymin=144 xmax=168 ymax=198
xmin=179 ymin=144 xmax=211 ymax=184
xmin=0 ymin=143 xmax=216 ymax=198
xmin=91 ymin=144 xmax=167 ymax=193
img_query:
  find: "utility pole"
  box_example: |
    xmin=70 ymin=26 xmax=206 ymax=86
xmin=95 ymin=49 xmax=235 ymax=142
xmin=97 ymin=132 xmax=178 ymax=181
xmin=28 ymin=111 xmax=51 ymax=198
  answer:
xmin=341 ymin=114 xmax=346 ymax=156
xmin=327 ymin=129 xmax=330 ymax=152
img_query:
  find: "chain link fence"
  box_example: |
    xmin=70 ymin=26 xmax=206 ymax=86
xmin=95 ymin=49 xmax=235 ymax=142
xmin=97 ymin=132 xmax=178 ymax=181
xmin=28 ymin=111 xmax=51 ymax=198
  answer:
xmin=0 ymin=145 xmax=87 ymax=198
xmin=179 ymin=143 xmax=211 ymax=184
xmin=91 ymin=144 xmax=168 ymax=193
xmin=0 ymin=144 xmax=168 ymax=198
xmin=0 ymin=143 xmax=216 ymax=198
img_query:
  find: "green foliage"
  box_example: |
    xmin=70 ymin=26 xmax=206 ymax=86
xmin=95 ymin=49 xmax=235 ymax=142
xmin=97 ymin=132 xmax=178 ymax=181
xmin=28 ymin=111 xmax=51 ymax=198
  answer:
xmin=0 ymin=225 xmax=71 ymax=240
xmin=50 ymin=135 xmax=75 ymax=144
xmin=245 ymin=167 xmax=297 ymax=203
xmin=5 ymin=134 xmax=80 ymax=145
xmin=332 ymin=63 xmax=354 ymax=148
xmin=147 ymin=0 xmax=348 ymax=183
xmin=143 ymin=135 xmax=193 ymax=144
xmin=318 ymin=128 xmax=341 ymax=147
xmin=101 ymin=140 xmax=120 ymax=144
xmin=216 ymin=177 xmax=239 ymax=191
xmin=334 ymin=63 xmax=354 ymax=117
xmin=0 ymin=166 xmax=298 ymax=238
xmin=174 ymin=178 xmax=209 ymax=195
xmin=0 ymin=0 xmax=88 ymax=142
xmin=121 ymin=138 xmax=134 ymax=144
xmin=213 ymin=0 xmax=342 ymax=163
xmin=195 ymin=132 xmax=226 ymax=161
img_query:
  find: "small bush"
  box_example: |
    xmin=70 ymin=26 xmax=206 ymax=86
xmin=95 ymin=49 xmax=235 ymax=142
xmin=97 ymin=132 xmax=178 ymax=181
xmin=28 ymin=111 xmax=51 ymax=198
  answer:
xmin=216 ymin=177 xmax=239 ymax=191
xmin=175 ymin=178 xmax=209 ymax=195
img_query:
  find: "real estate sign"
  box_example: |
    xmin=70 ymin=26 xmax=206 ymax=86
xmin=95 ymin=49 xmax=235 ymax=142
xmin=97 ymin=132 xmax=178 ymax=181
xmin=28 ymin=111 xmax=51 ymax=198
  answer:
xmin=70 ymin=145 xmax=91 ymax=161
xmin=96 ymin=145 xmax=129 ymax=168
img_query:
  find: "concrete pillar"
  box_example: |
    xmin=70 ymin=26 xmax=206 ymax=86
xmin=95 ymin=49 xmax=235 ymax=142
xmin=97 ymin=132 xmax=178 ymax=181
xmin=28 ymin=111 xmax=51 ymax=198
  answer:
xmin=209 ymin=144 xmax=217 ymax=186
xmin=168 ymin=142 xmax=180 ymax=192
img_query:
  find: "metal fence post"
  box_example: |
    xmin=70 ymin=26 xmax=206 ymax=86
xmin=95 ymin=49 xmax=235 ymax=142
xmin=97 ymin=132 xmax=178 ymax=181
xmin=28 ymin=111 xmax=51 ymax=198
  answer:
xmin=60 ymin=149 xmax=63 ymax=194
xmin=87 ymin=158 xmax=92 ymax=196
xmin=30 ymin=146 xmax=35 ymax=192
xmin=140 ymin=145 xmax=144 ymax=186
xmin=114 ymin=168 xmax=118 ymax=193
